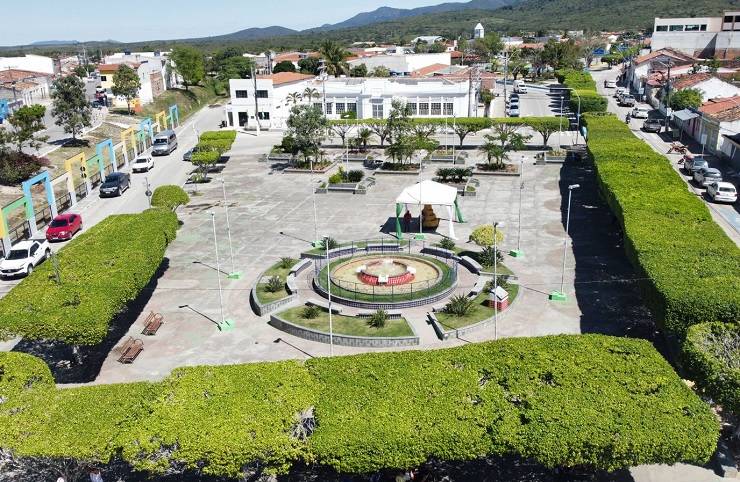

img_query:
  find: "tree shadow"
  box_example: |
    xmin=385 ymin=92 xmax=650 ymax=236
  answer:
xmin=12 ymin=258 xmax=171 ymax=384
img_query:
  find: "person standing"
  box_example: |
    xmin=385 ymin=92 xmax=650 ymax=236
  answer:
xmin=403 ymin=209 xmax=412 ymax=233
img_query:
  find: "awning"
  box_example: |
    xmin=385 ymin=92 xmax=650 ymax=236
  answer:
xmin=673 ymin=109 xmax=699 ymax=122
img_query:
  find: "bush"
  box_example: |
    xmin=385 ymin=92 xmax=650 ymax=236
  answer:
xmin=199 ymin=130 xmax=237 ymax=142
xmin=302 ymin=304 xmax=321 ymax=319
xmin=265 ymin=276 xmax=284 ymax=293
xmin=279 ymin=257 xmax=296 ymax=269
xmin=436 ymin=167 xmax=454 ymax=182
xmin=444 ymin=294 xmax=475 ymax=316
xmin=573 ymin=89 xmax=607 ymax=113
xmin=345 ymin=170 xmax=364 ymax=183
xmin=0 ymin=151 xmax=49 ymax=186
xmin=150 ymin=185 xmax=190 ymax=211
xmin=0 ymin=352 xmax=54 ymax=399
xmin=190 ymin=150 xmax=221 ymax=164
xmin=318 ymin=237 xmax=338 ymax=250
xmin=197 ymin=138 xmax=232 ymax=154
xmin=478 ymin=246 xmax=503 ymax=268
xmin=367 ymin=310 xmax=388 ymax=329
xmin=469 ymin=224 xmax=504 ymax=247
xmin=328 ymin=172 xmax=343 ymax=184
xmin=684 ymin=322 xmax=740 ymax=416
xmin=584 ymin=113 xmax=740 ymax=336
xmin=0 ymin=210 xmax=178 ymax=345
xmin=0 ymin=336 xmax=720 ymax=476
xmin=439 ymin=237 xmax=456 ymax=251
xmin=556 ymin=69 xmax=597 ymax=90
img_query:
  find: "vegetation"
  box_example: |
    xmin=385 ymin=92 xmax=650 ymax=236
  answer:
xmin=0 ymin=336 xmax=719 ymax=477
xmin=170 ymin=45 xmax=205 ymax=90
xmin=436 ymin=167 xmax=472 ymax=183
xmin=557 ymin=69 xmax=606 ymax=113
xmin=111 ymin=64 xmax=141 ymax=114
xmin=479 ymin=123 xmax=531 ymax=169
xmin=0 ymin=210 xmax=178 ymax=346
xmin=319 ymin=40 xmax=350 ymax=76
xmin=285 ymin=105 xmax=328 ymax=161
xmin=478 ymin=246 xmax=504 ymax=269
xmin=302 ymin=304 xmax=321 ymax=320
xmin=273 ymin=60 xmax=297 ymax=73
xmin=469 ymin=224 xmax=505 ymax=247
xmin=190 ymin=130 xmax=236 ymax=181
xmin=328 ymin=166 xmax=364 ymax=185
xmin=279 ymin=306 xmax=414 ymax=338
xmin=367 ymin=309 xmax=389 ymax=329
xmin=150 ymin=185 xmax=190 ymax=211
xmin=436 ymin=284 xmax=519 ymax=330
xmin=0 ymin=105 xmax=50 ymax=185
xmin=439 ymin=237 xmax=456 ymax=251
xmin=318 ymin=237 xmax=338 ymax=251
xmin=265 ymin=275 xmax=284 ymax=293
xmin=444 ymin=294 xmax=475 ymax=316
xmin=669 ymin=88 xmax=703 ymax=111
xmin=50 ymin=75 xmax=91 ymax=141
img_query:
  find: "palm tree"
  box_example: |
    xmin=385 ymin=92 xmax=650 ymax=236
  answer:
xmin=303 ymin=87 xmax=320 ymax=107
xmin=357 ymin=128 xmax=373 ymax=151
xmin=319 ymin=40 xmax=349 ymax=77
xmin=286 ymin=92 xmax=302 ymax=106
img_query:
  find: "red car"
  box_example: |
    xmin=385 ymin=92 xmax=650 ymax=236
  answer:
xmin=46 ymin=213 xmax=83 ymax=241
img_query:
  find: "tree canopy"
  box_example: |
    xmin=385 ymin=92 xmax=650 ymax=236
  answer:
xmin=50 ymin=75 xmax=91 ymax=141
xmin=171 ymin=45 xmax=205 ymax=90
xmin=669 ymin=88 xmax=703 ymax=111
xmin=111 ymin=64 xmax=141 ymax=114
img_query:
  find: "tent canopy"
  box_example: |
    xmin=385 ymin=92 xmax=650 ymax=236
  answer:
xmin=396 ymin=180 xmax=458 ymax=206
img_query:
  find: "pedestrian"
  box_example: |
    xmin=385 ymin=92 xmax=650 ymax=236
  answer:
xmin=403 ymin=209 xmax=412 ymax=233
xmin=625 ymin=113 xmax=631 ymax=124
xmin=89 ymin=468 xmax=103 ymax=482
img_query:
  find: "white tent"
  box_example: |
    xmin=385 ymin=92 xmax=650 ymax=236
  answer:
xmin=395 ymin=180 xmax=465 ymax=239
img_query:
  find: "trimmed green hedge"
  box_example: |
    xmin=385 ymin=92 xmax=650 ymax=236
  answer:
xmin=0 ymin=352 xmax=53 ymax=398
xmin=584 ymin=113 xmax=740 ymax=336
xmin=556 ymin=69 xmax=597 ymax=90
xmin=328 ymin=117 xmax=558 ymax=128
xmin=0 ymin=336 xmax=719 ymax=476
xmin=0 ymin=210 xmax=179 ymax=345
xmin=573 ymin=89 xmax=607 ymax=113
xmin=684 ymin=322 xmax=740 ymax=415
xmin=199 ymin=130 xmax=237 ymax=142
xmin=151 ymin=185 xmax=190 ymax=211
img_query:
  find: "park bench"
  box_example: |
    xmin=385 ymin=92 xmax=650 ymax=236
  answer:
xmin=421 ymin=246 xmax=456 ymax=259
xmin=427 ymin=312 xmax=449 ymax=340
xmin=141 ymin=311 xmax=164 ymax=336
xmin=468 ymin=278 xmax=488 ymax=298
xmin=290 ymin=259 xmax=312 ymax=276
xmin=117 ymin=337 xmax=144 ymax=364
xmin=267 ymin=153 xmax=294 ymax=162
xmin=366 ymin=243 xmax=403 ymax=253
xmin=306 ymin=298 xmax=343 ymax=314
xmin=460 ymin=255 xmax=482 ymax=275
xmin=339 ymin=154 xmax=369 ymax=162
xmin=286 ymin=274 xmax=299 ymax=295
xmin=357 ymin=309 xmax=403 ymax=319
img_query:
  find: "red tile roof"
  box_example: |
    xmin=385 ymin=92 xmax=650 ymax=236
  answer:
xmin=98 ymin=62 xmax=140 ymax=72
xmin=410 ymin=63 xmax=449 ymax=78
xmin=258 ymin=72 xmax=315 ymax=86
xmin=672 ymin=73 xmax=713 ymax=90
xmin=634 ymin=48 xmax=694 ymax=66
xmin=699 ymin=96 xmax=740 ymax=122
xmin=0 ymin=69 xmax=51 ymax=81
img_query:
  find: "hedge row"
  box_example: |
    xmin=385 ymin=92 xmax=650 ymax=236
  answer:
xmin=584 ymin=113 xmax=740 ymax=335
xmin=0 ymin=336 xmax=719 ymax=477
xmin=199 ymin=130 xmax=237 ymax=142
xmin=0 ymin=210 xmax=179 ymax=345
xmin=683 ymin=322 xmax=740 ymax=415
xmin=151 ymin=185 xmax=190 ymax=211
xmin=556 ymin=69 xmax=606 ymax=113
xmin=556 ymin=69 xmax=597 ymax=90
xmin=0 ymin=352 xmax=53 ymax=399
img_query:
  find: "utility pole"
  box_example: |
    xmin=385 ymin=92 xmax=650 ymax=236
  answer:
xmin=503 ymin=50 xmax=509 ymax=117
xmin=251 ymin=66 xmax=261 ymax=133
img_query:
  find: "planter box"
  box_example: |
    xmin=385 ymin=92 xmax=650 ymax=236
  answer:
xmin=283 ymin=161 xmax=336 ymax=174
xmin=473 ymin=170 xmax=520 ymax=177
xmin=375 ymin=168 xmax=422 ymax=175
xmin=545 ymin=154 xmax=566 ymax=164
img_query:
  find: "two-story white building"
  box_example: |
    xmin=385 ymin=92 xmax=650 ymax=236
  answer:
xmin=346 ymin=52 xmax=452 ymax=77
xmin=226 ymin=73 xmax=471 ymax=129
xmin=651 ymin=12 xmax=740 ymax=59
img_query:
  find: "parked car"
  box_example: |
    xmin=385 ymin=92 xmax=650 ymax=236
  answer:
xmin=619 ymin=95 xmax=636 ymax=107
xmin=516 ymin=84 xmax=528 ymax=94
xmin=99 ymin=172 xmax=131 ymax=197
xmin=706 ymin=181 xmax=738 ymax=203
xmin=0 ymin=239 xmax=50 ymax=278
xmin=694 ymin=167 xmax=723 ymax=187
xmin=132 ymin=156 xmax=154 ymax=173
xmin=683 ymin=156 xmax=709 ymax=174
xmin=632 ymin=107 xmax=650 ymax=119
xmin=614 ymin=87 xmax=627 ymax=99
xmin=183 ymin=146 xmax=202 ymax=162
xmin=642 ymin=119 xmax=662 ymax=133
xmin=508 ymin=107 xmax=520 ymax=117
xmin=152 ymin=129 xmax=178 ymax=156
xmin=46 ymin=213 xmax=82 ymax=242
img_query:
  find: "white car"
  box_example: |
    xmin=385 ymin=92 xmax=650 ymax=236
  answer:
xmin=706 ymin=182 xmax=738 ymax=203
xmin=605 ymin=80 xmax=617 ymax=88
xmin=508 ymin=107 xmax=520 ymax=117
xmin=614 ymin=87 xmax=627 ymax=99
xmin=632 ymin=107 xmax=650 ymax=119
xmin=0 ymin=239 xmax=50 ymax=278
xmin=132 ymin=156 xmax=154 ymax=173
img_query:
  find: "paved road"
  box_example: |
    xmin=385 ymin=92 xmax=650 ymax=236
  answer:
xmin=590 ymin=68 xmax=740 ymax=246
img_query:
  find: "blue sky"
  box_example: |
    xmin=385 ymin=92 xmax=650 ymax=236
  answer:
xmin=3 ymin=0 xmax=447 ymax=46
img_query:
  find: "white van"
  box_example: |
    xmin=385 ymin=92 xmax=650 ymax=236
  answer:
xmin=605 ymin=80 xmax=617 ymax=88
xmin=513 ymin=80 xmax=527 ymax=93
xmin=152 ymin=130 xmax=178 ymax=156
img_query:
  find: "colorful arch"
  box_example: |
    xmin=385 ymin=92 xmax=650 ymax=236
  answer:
xmin=0 ymin=99 xmax=9 ymax=122
xmin=1 ymin=197 xmax=29 ymax=250
xmin=168 ymin=105 xmax=180 ymax=128
xmin=96 ymin=139 xmax=117 ymax=172
xmin=139 ymin=118 xmax=154 ymax=142
xmin=155 ymin=110 xmax=168 ymax=132
xmin=21 ymin=171 xmax=57 ymax=235
xmin=121 ymin=127 xmax=137 ymax=164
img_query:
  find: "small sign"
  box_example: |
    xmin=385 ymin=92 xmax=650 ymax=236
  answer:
xmin=701 ymin=133 xmax=707 ymax=145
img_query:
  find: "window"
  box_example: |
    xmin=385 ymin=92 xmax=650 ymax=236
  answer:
xmin=444 ymin=102 xmax=454 ymax=116
xmin=701 ymin=24 xmax=707 ymax=31
xmin=419 ymin=103 xmax=429 ymax=115
xmin=655 ymin=25 xmax=668 ymax=31
xmin=724 ymin=15 xmax=733 ymax=22
xmin=347 ymin=103 xmax=357 ymax=113
xmin=669 ymin=25 xmax=684 ymax=31
xmin=407 ymin=103 xmax=417 ymax=115
xmin=255 ymin=90 xmax=269 ymax=98
xmin=325 ymin=103 xmax=333 ymax=114
xmin=372 ymin=104 xmax=384 ymax=119
xmin=431 ymin=102 xmax=442 ymax=115
xmin=238 ymin=112 xmax=248 ymax=127
xmin=735 ymin=15 xmax=740 ymax=22
xmin=685 ymin=24 xmax=701 ymax=32
xmin=235 ymin=90 xmax=248 ymax=98
xmin=100 ymin=75 xmax=107 ymax=81
xmin=313 ymin=102 xmax=322 ymax=111
xmin=336 ymin=103 xmax=346 ymax=114
xmin=258 ymin=112 xmax=270 ymax=120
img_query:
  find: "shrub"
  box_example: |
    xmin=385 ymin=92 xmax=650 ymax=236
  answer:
xmin=199 ymin=130 xmax=237 ymax=142
xmin=150 ymin=185 xmax=190 ymax=211
xmin=583 ymin=113 xmax=740 ymax=336
xmin=0 ymin=352 xmax=54 ymax=399
xmin=265 ymin=276 xmax=284 ymax=293
xmin=0 ymin=210 xmax=178 ymax=345
xmin=439 ymin=237 xmax=456 ymax=251
xmin=436 ymin=167 xmax=454 ymax=181
xmin=469 ymin=224 xmax=504 ymax=247
xmin=0 ymin=151 xmax=50 ymax=186
xmin=318 ymin=237 xmax=338 ymax=251
xmin=345 ymin=170 xmax=364 ymax=183
xmin=190 ymin=149 xmax=220 ymax=164
xmin=573 ymin=89 xmax=607 ymax=113
xmin=451 ymin=167 xmax=472 ymax=182
xmin=444 ymin=294 xmax=475 ymax=316
xmin=197 ymin=138 xmax=232 ymax=154
xmin=556 ymin=69 xmax=597 ymax=90
xmin=279 ymin=257 xmax=296 ymax=269
xmin=367 ymin=310 xmax=388 ymax=329
xmin=302 ymin=304 xmax=321 ymax=319
xmin=328 ymin=172 xmax=343 ymax=184
xmin=478 ymin=246 xmax=503 ymax=268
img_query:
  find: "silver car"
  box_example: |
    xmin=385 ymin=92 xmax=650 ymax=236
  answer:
xmin=694 ymin=167 xmax=722 ymax=187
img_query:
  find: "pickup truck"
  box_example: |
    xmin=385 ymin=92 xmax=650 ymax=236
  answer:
xmin=0 ymin=238 xmax=50 ymax=278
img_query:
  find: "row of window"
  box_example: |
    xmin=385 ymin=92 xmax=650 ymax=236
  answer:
xmin=235 ymin=90 xmax=269 ymax=98
xmin=655 ymin=24 xmax=708 ymax=32
xmin=311 ymin=101 xmax=455 ymax=118
xmin=314 ymin=102 xmax=358 ymax=115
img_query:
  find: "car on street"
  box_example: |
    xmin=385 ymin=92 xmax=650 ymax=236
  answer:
xmin=642 ymin=119 xmax=662 ymax=133
xmin=619 ymin=95 xmax=636 ymax=107
xmin=132 ymin=156 xmax=154 ymax=173
xmin=152 ymin=129 xmax=178 ymax=156
xmin=615 ymin=87 xmax=627 ymax=99
xmin=706 ymin=181 xmax=738 ymax=203
xmin=632 ymin=107 xmax=650 ymax=119
xmin=183 ymin=146 xmax=202 ymax=162
xmin=693 ymin=167 xmax=723 ymax=187
xmin=99 ymin=172 xmax=131 ymax=197
xmin=605 ymin=79 xmax=617 ymax=88
xmin=508 ymin=107 xmax=520 ymax=117
xmin=0 ymin=239 xmax=50 ymax=278
xmin=515 ymin=84 xmax=528 ymax=93
xmin=683 ymin=156 xmax=709 ymax=175
xmin=46 ymin=213 xmax=82 ymax=242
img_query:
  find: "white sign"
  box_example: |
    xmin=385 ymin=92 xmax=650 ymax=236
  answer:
xmin=701 ymin=133 xmax=707 ymax=145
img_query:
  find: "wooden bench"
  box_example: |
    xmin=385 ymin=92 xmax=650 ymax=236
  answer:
xmin=286 ymin=274 xmax=299 ymax=295
xmin=141 ymin=311 xmax=164 ymax=336
xmin=118 ymin=337 xmax=144 ymax=364
xmin=460 ymin=255 xmax=482 ymax=275
xmin=306 ymin=298 xmax=343 ymax=314
xmin=469 ymin=278 xmax=488 ymax=298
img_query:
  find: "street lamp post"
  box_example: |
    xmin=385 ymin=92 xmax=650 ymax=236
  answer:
xmin=310 ymin=157 xmax=319 ymax=246
xmin=510 ymin=157 xmax=525 ymax=258
xmin=550 ymin=184 xmax=580 ymax=302
xmin=143 ymin=177 xmax=152 ymax=206
xmin=211 ymin=212 xmax=234 ymax=331
xmin=221 ymin=178 xmax=241 ymax=279
xmin=558 ymin=95 xmax=564 ymax=148
xmin=492 ymin=221 xmax=504 ymax=340
xmin=324 ymin=235 xmax=334 ymax=356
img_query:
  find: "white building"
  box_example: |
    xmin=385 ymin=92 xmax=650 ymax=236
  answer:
xmin=652 ymin=11 xmax=740 ymax=59
xmin=474 ymin=23 xmax=485 ymax=39
xmin=0 ymin=55 xmax=56 ymax=75
xmin=226 ymin=73 xmax=471 ymax=129
xmin=347 ymin=52 xmax=451 ymax=77
xmin=103 ymin=51 xmax=172 ymax=88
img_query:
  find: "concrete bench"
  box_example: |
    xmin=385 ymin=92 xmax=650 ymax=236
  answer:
xmin=421 ymin=246 xmax=456 ymax=259
xmin=286 ymin=274 xmax=299 ymax=295
xmin=306 ymin=298 xmax=343 ymax=314
xmin=432 ymin=302 xmax=447 ymax=313
xmin=460 ymin=255 xmax=482 ymax=274
xmin=357 ymin=309 xmax=403 ymax=319
xmin=366 ymin=243 xmax=403 ymax=253
xmin=290 ymin=259 xmax=312 ymax=276
xmin=268 ymin=153 xmax=293 ymax=162
xmin=469 ymin=278 xmax=488 ymax=298
xmin=427 ymin=312 xmax=449 ymax=340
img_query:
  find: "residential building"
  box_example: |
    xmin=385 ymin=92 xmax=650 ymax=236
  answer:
xmin=104 ymin=51 xmax=172 ymax=88
xmin=671 ymin=73 xmax=740 ymax=101
xmin=624 ymin=48 xmax=695 ymax=101
xmin=0 ymin=55 xmax=56 ymax=75
xmin=226 ymin=73 xmax=471 ymax=129
xmin=347 ymin=52 xmax=452 ymax=77
xmin=0 ymin=69 xmax=52 ymax=106
xmin=474 ymin=23 xmax=485 ymax=39
xmin=684 ymin=97 xmax=740 ymax=167
xmin=651 ymin=11 xmax=740 ymax=59
xmin=98 ymin=61 xmax=166 ymax=108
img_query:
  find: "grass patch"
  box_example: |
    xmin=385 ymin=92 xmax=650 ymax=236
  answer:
xmin=436 ymin=283 xmax=519 ymax=330
xmin=140 ymin=86 xmax=226 ymax=122
xmin=256 ymin=284 xmax=290 ymax=304
xmin=279 ymin=306 xmax=413 ymax=337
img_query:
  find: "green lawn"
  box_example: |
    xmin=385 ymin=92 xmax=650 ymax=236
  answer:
xmin=303 ymin=240 xmax=408 ymax=256
xmin=264 ymin=259 xmax=297 ymax=280
xmin=279 ymin=306 xmax=414 ymax=337
xmin=435 ymin=283 xmax=519 ymax=331
xmin=256 ymin=285 xmax=290 ymax=304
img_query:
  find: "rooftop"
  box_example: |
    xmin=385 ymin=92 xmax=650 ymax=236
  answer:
xmin=258 ymin=72 xmax=315 ymax=86
xmin=672 ymin=72 xmax=713 ymax=90
xmin=699 ymin=96 xmax=740 ymax=122
xmin=98 ymin=62 xmax=140 ymax=72
xmin=634 ymin=48 xmax=694 ymax=66
xmin=0 ymin=69 xmax=52 ymax=81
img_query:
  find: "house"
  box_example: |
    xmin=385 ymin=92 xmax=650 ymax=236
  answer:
xmin=682 ymin=96 xmax=740 ymax=168
xmin=651 ymin=11 xmax=740 ymax=59
xmin=104 ymin=51 xmax=172 ymax=88
xmin=226 ymin=73 xmax=471 ymax=129
xmin=0 ymin=55 xmax=56 ymax=75
xmin=0 ymin=69 xmax=52 ymax=106
xmin=273 ymin=52 xmax=319 ymax=71
xmin=671 ymin=73 xmax=740 ymax=101
xmin=624 ymin=48 xmax=695 ymax=101
xmin=98 ymin=61 xmax=166 ymax=108
xmin=347 ymin=52 xmax=452 ymax=77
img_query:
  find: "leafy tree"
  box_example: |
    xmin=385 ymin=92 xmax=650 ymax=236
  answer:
xmin=111 ymin=64 xmax=141 ymax=114
xmin=73 ymin=65 xmax=89 ymax=78
xmin=371 ymin=66 xmax=391 ymax=78
xmin=541 ymin=38 xmax=582 ymax=70
xmin=368 ymin=121 xmax=392 ymax=147
xmin=480 ymin=89 xmax=494 ymax=117
xmin=273 ymin=60 xmax=297 ymax=73
xmin=286 ymin=92 xmax=302 ymax=106
xmin=469 ymin=224 xmax=505 ymax=247
xmin=355 ymin=127 xmax=373 ymax=150
xmin=50 ymin=75 xmax=91 ymax=142
xmin=285 ymin=104 xmax=328 ymax=161
xmin=386 ymin=99 xmax=412 ymax=142
xmin=350 ymin=64 xmax=368 ymax=77
xmin=480 ymin=123 xmax=531 ymax=168
xmin=216 ymin=56 xmax=254 ymax=82
xmin=303 ymin=87 xmax=320 ymax=106
xmin=580 ymin=33 xmax=606 ymax=68
xmin=453 ymin=118 xmax=489 ymax=147
xmin=669 ymin=88 xmax=703 ymax=111
xmin=526 ymin=117 xmax=560 ymax=147
xmin=171 ymin=45 xmax=205 ymax=90
xmin=298 ymin=57 xmax=321 ymax=75
xmin=428 ymin=42 xmax=447 ymax=53
xmin=507 ymin=48 xmax=529 ymax=80
xmin=6 ymin=104 xmax=48 ymax=151
xmin=472 ymin=33 xmax=503 ymax=62
xmin=331 ymin=122 xmax=353 ymax=146
xmin=319 ymin=40 xmax=349 ymax=76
